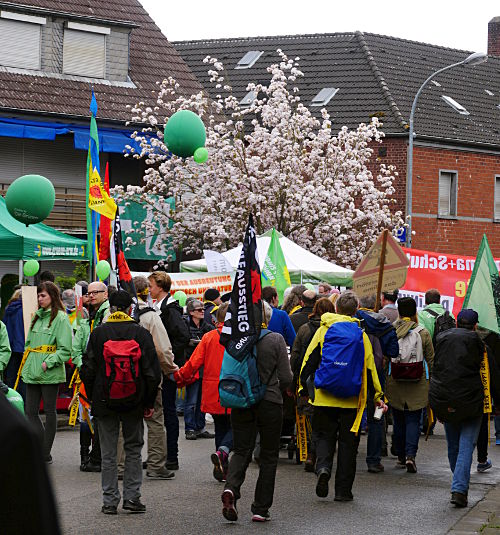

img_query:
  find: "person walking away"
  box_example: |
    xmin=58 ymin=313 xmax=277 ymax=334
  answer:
xmin=148 ymin=271 xmax=190 ymax=471
xmin=379 ymin=290 xmax=399 ymax=323
xmin=175 ymin=303 xmax=233 ymax=481
xmin=221 ymin=301 xmax=293 ymax=522
xmin=263 ymin=286 xmax=296 ymax=347
xmin=298 ymin=291 xmax=387 ymax=501
xmin=2 ymin=289 xmax=25 ymax=400
xmin=282 ymin=285 xmax=307 ymax=316
xmin=81 ymin=290 xmax=161 ymax=515
xmin=290 ymin=290 xmax=317 ymax=333
xmin=203 ymin=288 xmax=222 ymax=326
xmin=429 ymin=309 xmax=486 ymax=507
xmin=21 ymin=282 xmax=72 ymax=463
xmin=386 ymin=297 xmax=434 ymax=473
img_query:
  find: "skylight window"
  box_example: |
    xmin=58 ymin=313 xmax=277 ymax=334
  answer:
xmin=485 ymin=89 xmax=495 ymax=96
xmin=441 ymin=95 xmax=469 ymax=116
xmin=235 ymin=51 xmax=263 ymax=70
xmin=311 ymin=87 xmax=339 ymax=107
xmin=431 ymin=80 xmax=441 ymax=87
xmin=240 ymin=91 xmax=256 ymax=106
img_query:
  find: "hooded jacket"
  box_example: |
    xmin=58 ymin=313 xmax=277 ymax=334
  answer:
xmin=418 ymin=303 xmax=454 ymax=339
xmin=91 ymin=299 xmax=110 ymax=329
xmin=0 ymin=321 xmax=11 ymax=373
xmin=291 ymin=306 xmax=314 ymax=333
xmin=290 ymin=316 xmax=320 ymax=380
xmin=3 ymin=299 xmax=24 ymax=353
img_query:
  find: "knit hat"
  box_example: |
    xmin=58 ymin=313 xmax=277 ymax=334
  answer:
xmin=397 ymin=296 xmax=417 ymax=317
xmin=204 ymin=288 xmax=220 ymax=302
xmin=109 ymin=290 xmax=132 ymax=310
xmin=457 ymin=309 xmax=478 ymax=326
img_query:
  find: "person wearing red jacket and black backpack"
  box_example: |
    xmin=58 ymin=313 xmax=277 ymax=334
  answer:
xmin=81 ymin=290 xmax=161 ymax=516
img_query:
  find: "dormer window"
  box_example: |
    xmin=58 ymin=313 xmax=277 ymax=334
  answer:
xmin=235 ymin=51 xmax=263 ymax=70
xmin=63 ymin=22 xmax=109 ymax=79
xmin=0 ymin=11 xmax=46 ymax=70
xmin=240 ymin=91 xmax=257 ymax=106
xmin=311 ymin=87 xmax=339 ymax=107
xmin=441 ymin=95 xmax=469 ymax=116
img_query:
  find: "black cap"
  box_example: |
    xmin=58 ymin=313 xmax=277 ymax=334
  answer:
xmin=109 ymin=290 xmax=132 ymax=310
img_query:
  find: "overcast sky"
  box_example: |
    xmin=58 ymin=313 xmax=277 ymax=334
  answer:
xmin=139 ymin=1 xmax=498 ymax=53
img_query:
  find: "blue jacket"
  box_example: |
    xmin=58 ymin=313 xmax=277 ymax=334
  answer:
xmin=267 ymin=307 xmax=296 ymax=347
xmin=3 ymin=299 xmax=25 ymax=353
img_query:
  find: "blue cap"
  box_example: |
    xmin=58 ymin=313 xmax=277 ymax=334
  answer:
xmin=457 ymin=309 xmax=478 ymax=325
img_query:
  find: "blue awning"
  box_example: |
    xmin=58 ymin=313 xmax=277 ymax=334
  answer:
xmin=0 ymin=117 xmax=143 ymax=153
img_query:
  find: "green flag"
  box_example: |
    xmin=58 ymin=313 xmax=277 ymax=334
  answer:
xmin=261 ymin=228 xmax=291 ymax=304
xmin=462 ymin=234 xmax=500 ymax=333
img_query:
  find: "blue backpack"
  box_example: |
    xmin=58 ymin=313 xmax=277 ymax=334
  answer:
xmin=219 ymin=330 xmax=271 ymax=409
xmin=314 ymin=322 xmax=365 ymax=397
xmin=355 ymin=309 xmax=399 ymax=359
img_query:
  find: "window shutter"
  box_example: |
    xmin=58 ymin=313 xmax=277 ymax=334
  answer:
xmin=63 ymin=29 xmax=105 ymax=78
xmin=0 ymin=19 xmax=40 ymax=69
xmin=495 ymin=178 xmax=500 ymax=220
xmin=439 ymin=173 xmax=451 ymax=215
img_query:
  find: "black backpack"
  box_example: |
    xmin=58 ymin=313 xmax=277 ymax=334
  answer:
xmin=427 ymin=309 xmax=456 ymax=347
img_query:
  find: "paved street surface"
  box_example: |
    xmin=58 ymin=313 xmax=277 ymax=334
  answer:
xmin=48 ymin=420 xmax=500 ymax=535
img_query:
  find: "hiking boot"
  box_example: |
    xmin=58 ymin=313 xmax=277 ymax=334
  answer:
xmin=477 ymin=459 xmax=492 ymax=472
xmin=252 ymin=511 xmax=271 ymax=522
xmin=315 ymin=468 xmax=330 ymax=498
xmin=367 ymin=463 xmax=384 ymax=473
xmin=395 ymin=457 xmax=406 ymax=469
xmin=197 ymin=430 xmax=215 ymax=439
xmin=166 ymin=460 xmax=179 ymax=471
xmin=185 ymin=430 xmax=198 ymax=440
xmin=334 ymin=492 xmax=354 ymax=502
xmin=406 ymin=457 xmax=417 ymax=473
xmin=221 ymin=489 xmax=238 ymax=521
xmin=146 ymin=467 xmax=175 ymax=479
xmin=123 ymin=499 xmax=146 ymax=513
xmin=211 ymin=451 xmax=224 ymax=482
xmin=80 ymin=453 xmax=90 ymax=471
xmin=450 ymin=492 xmax=468 ymax=508
xmin=101 ymin=505 xmax=117 ymax=515
xmin=80 ymin=460 xmax=101 ymax=473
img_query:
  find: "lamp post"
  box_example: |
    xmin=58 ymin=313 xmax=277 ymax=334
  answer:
xmin=406 ymin=51 xmax=487 ymax=247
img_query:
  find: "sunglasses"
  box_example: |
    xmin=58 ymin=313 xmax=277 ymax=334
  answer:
xmin=88 ymin=290 xmax=106 ymax=296
xmin=192 ymin=308 xmax=204 ymax=312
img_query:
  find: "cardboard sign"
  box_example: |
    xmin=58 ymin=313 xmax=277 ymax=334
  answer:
xmin=21 ymin=285 xmax=38 ymax=341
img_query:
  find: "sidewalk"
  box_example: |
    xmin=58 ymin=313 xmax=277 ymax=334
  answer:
xmin=449 ymin=486 xmax=500 ymax=534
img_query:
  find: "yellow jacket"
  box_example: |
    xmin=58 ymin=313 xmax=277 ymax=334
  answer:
xmin=299 ymin=313 xmax=383 ymax=408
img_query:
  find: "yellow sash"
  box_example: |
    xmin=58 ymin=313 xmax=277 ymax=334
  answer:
xmin=289 ymin=305 xmax=301 ymax=317
xmin=106 ymin=311 xmax=134 ymax=323
xmin=14 ymin=344 xmax=56 ymax=391
xmin=350 ymin=353 xmax=368 ymax=434
xmin=480 ymin=351 xmax=492 ymax=414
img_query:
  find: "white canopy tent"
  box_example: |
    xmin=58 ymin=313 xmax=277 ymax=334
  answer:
xmin=180 ymin=229 xmax=353 ymax=286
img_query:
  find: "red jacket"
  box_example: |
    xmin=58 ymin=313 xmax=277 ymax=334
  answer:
xmin=174 ymin=327 xmax=230 ymax=415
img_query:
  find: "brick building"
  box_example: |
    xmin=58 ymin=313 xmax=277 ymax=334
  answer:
xmin=175 ymin=20 xmax=500 ymax=257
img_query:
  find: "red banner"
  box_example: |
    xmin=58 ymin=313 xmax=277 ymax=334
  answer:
xmin=400 ymin=247 xmax=500 ymax=316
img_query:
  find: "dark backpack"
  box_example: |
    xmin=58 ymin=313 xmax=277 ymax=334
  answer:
xmin=102 ymin=339 xmax=142 ymax=409
xmin=355 ymin=309 xmax=399 ymax=358
xmin=427 ymin=309 xmax=456 ymax=347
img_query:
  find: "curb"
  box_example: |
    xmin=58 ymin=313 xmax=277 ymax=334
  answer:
xmin=448 ymin=486 xmax=500 ymax=534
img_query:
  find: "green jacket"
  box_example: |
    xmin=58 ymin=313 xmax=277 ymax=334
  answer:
xmin=22 ymin=308 xmax=72 ymax=384
xmin=71 ymin=318 xmax=91 ymax=369
xmin=417 ymin=303 xmax=454 ymax=339
xmin=92 ymin=300 xmax=110 ymax=329
xmin=0 ymin=320 xmax=11 ymax=373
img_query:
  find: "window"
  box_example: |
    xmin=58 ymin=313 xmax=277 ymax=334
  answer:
xmin=0 ymin=12 xmax=46 ymax=70
xmin=311 ymin=87 xmax=339 ymax=107
xmin=63 ymin=26 xmax=107 ymax=78
xmin=495 ymin=176 xmax=500 ymax=220
xmin=485 ymin=89 xmax=495 ymax=96
xmin=441 ymin=95 xmax=469 ymax=116
xmin=235 ymin=51 xmax=263 ymax=69
xmin=240 ymin=91 xmax=256 ymax=106
xmin=438 ymin=171 xmax=457 ymax=216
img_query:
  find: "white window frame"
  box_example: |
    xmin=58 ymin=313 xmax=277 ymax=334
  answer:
xmin=235 ymin=51 xmax=263 ymax=69
xmin=495 ymin=175 xmax=500 ymax=220
xmin=438 ymin=170 xmax=458 ymax=217
xmin=311 ymin=87 xmax=339 ymax=107
xmin=240 ymin=90 xmax=256 ymax=106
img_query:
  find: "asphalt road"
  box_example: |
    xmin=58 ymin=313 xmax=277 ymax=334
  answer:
xmin=48 ymin=420 xmax=500 ymax=535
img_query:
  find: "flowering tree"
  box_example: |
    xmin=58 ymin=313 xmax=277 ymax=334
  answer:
xmin=114 ymin=51 xmax=402 ymax=268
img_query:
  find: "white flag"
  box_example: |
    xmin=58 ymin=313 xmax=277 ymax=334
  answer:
xmin=204 ymin=249 xmax=233 ymax=273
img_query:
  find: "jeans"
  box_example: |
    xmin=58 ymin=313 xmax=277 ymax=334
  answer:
xmin=313 ymin=406 xmax=360 ymax=497
xmin=444 ymin=416 xmax=482 ymax=494
xmin=225 ymin=400 xmax=282 ymax=515
xmin=213 ymin=414 xmax=233 ymax=453
xmin=4 ymin=352 xmax=26 ymax=402
xmin=476 ymin=413 xmax=489 ymax=463
xmin=366 ymin=398 xmax=384 ymax=466
xmin=392 ymin=408 xmax=422 ymax=458
xmin=99 ymin=412 xmax=144 ymax=507
xmin=495 ymin=415 xmax=500 ymax=439
xmin=161 ymin=375 xmax=179 ymax=463
xmin=25 ymin=383 xmax=59 ymax=460
xmin=184 ymin=379 xmax=205 ymax=433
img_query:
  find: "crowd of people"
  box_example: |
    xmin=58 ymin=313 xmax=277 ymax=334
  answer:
xmin=0 ymin=273 xmax=499 ymax=528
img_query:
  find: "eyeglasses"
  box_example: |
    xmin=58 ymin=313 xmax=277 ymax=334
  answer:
xmin=88 ymin=290 xmax=106 ymax=296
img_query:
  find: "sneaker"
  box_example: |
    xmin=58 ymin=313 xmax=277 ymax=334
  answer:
xmin=122 ymin=499 xmax=146 ymax=513
xmin=165 ymin=460 xmax=179 ymax=471
xmin=367 ymin=463 xmax=384 ymax=473
xmin=221 ymin=489 xmax=238 ymax=521
xmin=406 ymin=457 xmax=417 ymax=474
xmin=477 ymin=459 xmax=492 ymax=472
xmin=211 ymin=452 xmax=224 ymax=482
xmin=146 ymin=467 xmax=176 ymax=479
xmin=252 ymin=512 xmax=271 ymax=522
xmin=185 ymin=430 xmax=198 ymax=440
xmin=80 ymin=461 xmax=101 ymax=473
xmin=197 ymin=430 xmax=215 ymax=439
xmin=101 ymin=505 xmax=117 ymax=515
xmin=315 ymin=469 xmax=330 ymax=498
xmin=450 ymin=492 xmax=468 ymax=508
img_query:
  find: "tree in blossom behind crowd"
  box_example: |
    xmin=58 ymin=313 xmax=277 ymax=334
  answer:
xmin=114 ymin=50 xmax=403 ymax=268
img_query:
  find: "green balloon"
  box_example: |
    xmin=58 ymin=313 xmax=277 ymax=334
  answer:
xmin=6 ymin=174 xmax=55 ymax=225
xmin=164 ymin=110 xmax=206 ymax=158
xmin=193 ymin=147 xmax=208 ymax=164
xmin=23 ymin=259 xmax=40 ymax=277
xmin=6 ymin=387 xmax=24 ymax=414
xmin=96 ymin=260 xmax=111 ymax=281
xmin=304 ymin=283 xmax=315 ymax=291
xmin=173 ymin=290 xmax=187 ymax=307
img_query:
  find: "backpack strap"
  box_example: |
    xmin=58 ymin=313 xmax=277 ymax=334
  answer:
xmin=426 ymin=309 xmax=440 ymax=318
xmin=376 ymin=324 xmax=395 ymax=338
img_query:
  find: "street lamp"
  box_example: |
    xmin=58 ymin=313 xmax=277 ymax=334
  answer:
xmin=406 ymin=51 xmax=488 ymax=247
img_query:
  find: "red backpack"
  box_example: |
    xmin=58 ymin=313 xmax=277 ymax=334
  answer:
xmin=102 ymin=339 xmax=142 ymax=408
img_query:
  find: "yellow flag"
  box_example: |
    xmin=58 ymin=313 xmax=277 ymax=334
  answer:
xmin=88 ymin=165 xmax=117 ymax=220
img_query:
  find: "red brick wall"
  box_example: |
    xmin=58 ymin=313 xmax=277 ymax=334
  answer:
xmin=488 ymin=17 xmax=500 ymax=57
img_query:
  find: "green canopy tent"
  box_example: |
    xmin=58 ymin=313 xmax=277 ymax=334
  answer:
xmin=0 ymin=196 xmax=87 ymax=280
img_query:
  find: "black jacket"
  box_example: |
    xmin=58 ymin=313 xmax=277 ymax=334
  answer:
xmin=290 ymin=306 xmax=314 ymax=333
xmin=160 ymin=299 xmax=190 ymax=366
xmin=184 ymin=315 xmax=215 ymax=361
xmin=429 ymin=327 xmax=484 ymax=423
xmin=81 ymin=318 xmax=161 ymax=417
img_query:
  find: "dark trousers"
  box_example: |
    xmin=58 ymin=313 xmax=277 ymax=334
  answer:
xmin=476 ymin=413 xmax=489 ymax=463
xmin=213 ymin=414 xmax=233 ymax=452
xmin=25 ymin=383 xmax=59 ymax=460
xmin=4 ymin=352 xmax=26 ymax=401
xmin=80 ymin=418 xmax=102 ymax=464
xmin=366 ymin=397 xmax=384 ymax=466
xmin=161 ymin=375 xmax=179 ymax=463
xmin=225 ymin=400 xmax=282 ymax=515
xmin=313 ymin=406 xmax=360 ymax=497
